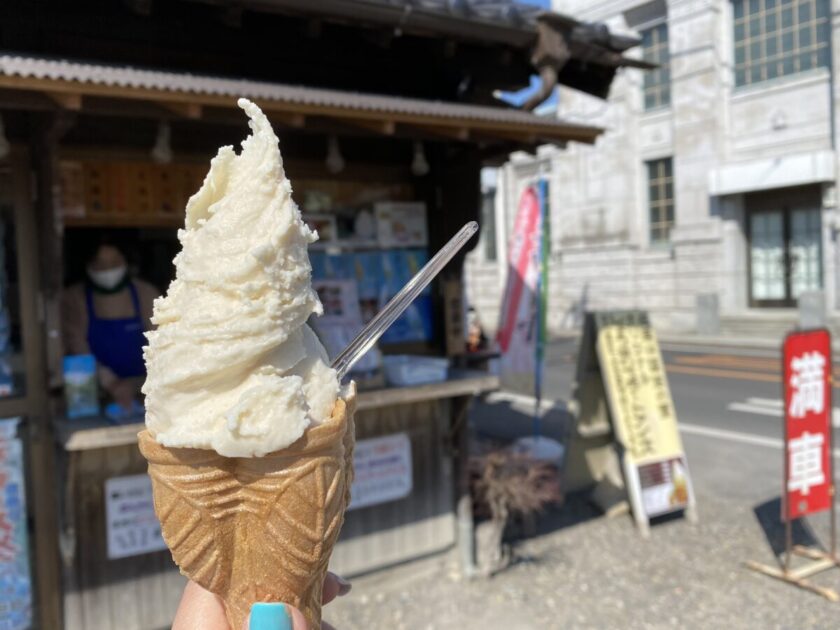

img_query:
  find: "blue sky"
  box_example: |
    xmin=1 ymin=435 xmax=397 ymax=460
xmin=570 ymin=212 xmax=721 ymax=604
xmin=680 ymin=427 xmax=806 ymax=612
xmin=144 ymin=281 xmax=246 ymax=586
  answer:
xmin=517 ymin=0 xmax=550 ymax=7
xmin=497 ymin=74 xmax=559 ymax=112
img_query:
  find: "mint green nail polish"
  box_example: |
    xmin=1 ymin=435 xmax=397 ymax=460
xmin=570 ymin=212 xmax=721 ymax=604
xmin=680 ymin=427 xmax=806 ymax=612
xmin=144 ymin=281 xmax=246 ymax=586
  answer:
xmin=249 ymin=603 xmax=292 ymax=630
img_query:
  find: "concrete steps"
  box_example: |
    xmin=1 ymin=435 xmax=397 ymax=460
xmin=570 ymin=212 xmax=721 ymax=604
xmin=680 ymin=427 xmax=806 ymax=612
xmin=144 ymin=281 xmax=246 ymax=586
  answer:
xmin=720 ymin=311 xmax=796 ymax=339
xmin=720 ymin=311 xmax=840 ymax=339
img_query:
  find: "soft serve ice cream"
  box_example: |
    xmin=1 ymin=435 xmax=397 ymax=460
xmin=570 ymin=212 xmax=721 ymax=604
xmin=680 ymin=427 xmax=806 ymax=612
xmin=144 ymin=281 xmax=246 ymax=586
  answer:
xmin=142 ymin=98 xmax=338 ymax=457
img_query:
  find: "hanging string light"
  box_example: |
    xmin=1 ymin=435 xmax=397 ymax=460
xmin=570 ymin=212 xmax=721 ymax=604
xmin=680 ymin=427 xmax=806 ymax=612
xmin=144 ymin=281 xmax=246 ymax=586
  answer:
xmin=325 ymin=135 xmax=345 ymax=174
xmin=411 ymin=141 xmax=429 ymax=177
xmin=151 ymin=122 xmax=173 ymax=164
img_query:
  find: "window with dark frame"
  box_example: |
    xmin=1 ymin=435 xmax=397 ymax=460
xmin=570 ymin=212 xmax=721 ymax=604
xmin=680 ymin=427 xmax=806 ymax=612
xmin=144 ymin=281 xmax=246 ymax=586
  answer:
xmin=733 ymin=0 xmax=831 ymax=87
xmin=641 ymin=22 xmax=671 ymax=110
xmin=647 ymin=158 xmax=674 ymax=244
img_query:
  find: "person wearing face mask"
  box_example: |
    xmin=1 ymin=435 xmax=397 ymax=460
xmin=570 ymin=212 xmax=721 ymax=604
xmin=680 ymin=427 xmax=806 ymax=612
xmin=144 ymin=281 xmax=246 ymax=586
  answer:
xmin=61 ymin=238 xmax=159 ymax=411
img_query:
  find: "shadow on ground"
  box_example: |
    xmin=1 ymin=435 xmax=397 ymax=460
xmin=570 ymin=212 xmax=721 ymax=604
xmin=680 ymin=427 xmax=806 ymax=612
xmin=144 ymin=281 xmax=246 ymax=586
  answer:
xmin=753 ymin=497 xmax=822 ymax=558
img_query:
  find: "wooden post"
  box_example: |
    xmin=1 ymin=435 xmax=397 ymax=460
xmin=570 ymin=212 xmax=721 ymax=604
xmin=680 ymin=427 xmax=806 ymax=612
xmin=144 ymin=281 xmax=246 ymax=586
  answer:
xmin=452 ymin=395 xmax=476 ymax=578
xmin=28 ymin=112 xmax=75 ymax=630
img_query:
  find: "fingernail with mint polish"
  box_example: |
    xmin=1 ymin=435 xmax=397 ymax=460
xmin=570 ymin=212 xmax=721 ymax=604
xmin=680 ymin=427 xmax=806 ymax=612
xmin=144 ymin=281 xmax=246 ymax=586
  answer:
xmin=249 ymin=603 xmax=292 ymax=630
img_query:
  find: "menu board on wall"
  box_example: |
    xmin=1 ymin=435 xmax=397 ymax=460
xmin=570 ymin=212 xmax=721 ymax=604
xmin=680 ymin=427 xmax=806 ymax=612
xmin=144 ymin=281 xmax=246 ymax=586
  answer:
xmin=58 ymin=159 xmax=206 ymax=224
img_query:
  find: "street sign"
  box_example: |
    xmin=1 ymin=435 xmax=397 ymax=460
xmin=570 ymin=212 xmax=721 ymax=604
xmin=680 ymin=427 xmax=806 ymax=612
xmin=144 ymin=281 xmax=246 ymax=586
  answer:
xmin=746 ymin=328 xmax=840 ymax=601
xmin=565 ymin=311 xmax=696 ymax=536
xmin=783 ymin=329 xmax=833 ymax=521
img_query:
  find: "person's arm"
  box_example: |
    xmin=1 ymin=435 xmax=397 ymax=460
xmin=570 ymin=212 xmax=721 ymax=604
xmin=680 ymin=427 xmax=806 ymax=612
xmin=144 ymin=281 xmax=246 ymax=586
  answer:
xmin=60 ymin=286 xmax=120 ymax=394
xmin=135 ymin=279 xmax=160 ymax=331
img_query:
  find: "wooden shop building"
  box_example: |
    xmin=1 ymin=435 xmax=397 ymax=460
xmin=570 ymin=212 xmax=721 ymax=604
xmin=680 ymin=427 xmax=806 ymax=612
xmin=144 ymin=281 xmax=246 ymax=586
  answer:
xmin=0 ymin=1 xmax=636 ymax=628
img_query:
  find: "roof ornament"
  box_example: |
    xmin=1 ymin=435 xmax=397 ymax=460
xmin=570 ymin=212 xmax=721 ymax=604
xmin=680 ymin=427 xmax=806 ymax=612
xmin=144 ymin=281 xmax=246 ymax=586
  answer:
xmin=522 ymin=13 xmax=656 ymax=111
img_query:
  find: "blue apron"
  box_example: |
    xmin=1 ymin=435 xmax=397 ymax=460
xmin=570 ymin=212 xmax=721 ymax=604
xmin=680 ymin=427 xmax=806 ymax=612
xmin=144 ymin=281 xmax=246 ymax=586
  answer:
xmin=85 ymin=283 xmax=147 ymax=378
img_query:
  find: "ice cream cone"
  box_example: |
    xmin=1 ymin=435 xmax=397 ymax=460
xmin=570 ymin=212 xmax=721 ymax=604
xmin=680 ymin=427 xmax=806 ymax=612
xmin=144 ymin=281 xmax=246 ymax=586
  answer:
xmin=138 ymin=386 xmax=356 ymax=630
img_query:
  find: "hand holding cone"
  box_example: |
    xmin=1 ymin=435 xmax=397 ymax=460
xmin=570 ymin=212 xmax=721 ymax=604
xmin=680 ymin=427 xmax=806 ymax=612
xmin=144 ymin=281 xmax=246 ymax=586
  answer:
xmin=139 ymin=386 xmax=356 ymax=630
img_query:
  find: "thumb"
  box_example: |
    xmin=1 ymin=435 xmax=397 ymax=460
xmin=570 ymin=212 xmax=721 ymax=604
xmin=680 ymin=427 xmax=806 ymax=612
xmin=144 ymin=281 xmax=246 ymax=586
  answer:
xmin=246 ymin=603 xmax=309 ymax=630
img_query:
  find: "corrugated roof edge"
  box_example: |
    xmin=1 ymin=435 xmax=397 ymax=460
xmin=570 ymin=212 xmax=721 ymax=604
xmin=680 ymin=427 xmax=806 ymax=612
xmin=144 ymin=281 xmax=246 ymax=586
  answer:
xmin=0 ymin=54 xmax=601 ymax=139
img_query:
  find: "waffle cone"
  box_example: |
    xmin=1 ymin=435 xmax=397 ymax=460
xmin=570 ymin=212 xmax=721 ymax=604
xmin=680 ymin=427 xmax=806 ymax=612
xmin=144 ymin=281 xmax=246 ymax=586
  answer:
xmin=138 ymin=386 xmax=356 ymax=630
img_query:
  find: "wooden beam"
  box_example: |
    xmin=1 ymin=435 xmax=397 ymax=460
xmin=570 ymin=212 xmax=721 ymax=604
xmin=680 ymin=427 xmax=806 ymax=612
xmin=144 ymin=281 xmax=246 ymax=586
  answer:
xmin=407 ymin=123 xmax=470 ymax=141
xmin=158 ymin=101 xmax=202 ymax=119
xmin=273 ymin=112 xmax=306 ymax=128
xmin=341 ymin=118 xmax=396 ymax=135
xmin=471 ymin=128 xmax=538 ymax=144
xmin=44 ymin=91 xmax=81 ymax=110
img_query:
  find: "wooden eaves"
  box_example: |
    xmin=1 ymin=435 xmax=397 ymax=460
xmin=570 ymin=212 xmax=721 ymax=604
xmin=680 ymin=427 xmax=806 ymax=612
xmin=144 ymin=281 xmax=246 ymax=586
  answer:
xmin=0 ymin=56 xmax=602 ymax=149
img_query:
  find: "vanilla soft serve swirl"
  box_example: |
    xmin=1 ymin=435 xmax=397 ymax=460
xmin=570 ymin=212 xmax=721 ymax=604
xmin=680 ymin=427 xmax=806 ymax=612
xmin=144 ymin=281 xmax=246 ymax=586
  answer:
xmin=142 ymin=99 xmax=339 ymax=457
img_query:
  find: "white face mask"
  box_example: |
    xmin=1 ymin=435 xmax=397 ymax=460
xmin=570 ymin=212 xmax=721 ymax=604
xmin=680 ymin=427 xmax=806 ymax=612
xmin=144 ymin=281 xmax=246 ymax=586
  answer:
xmin=88 ymin=265 xmax=127 ymax=290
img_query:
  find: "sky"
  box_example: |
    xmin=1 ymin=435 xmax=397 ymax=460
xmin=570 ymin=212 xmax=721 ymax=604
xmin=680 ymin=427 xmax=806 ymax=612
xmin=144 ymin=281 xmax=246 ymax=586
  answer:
xmin=496 ymin=75 xmax=559 ymax=113
xmin=516 ymin=0 xmax=551 ymax=7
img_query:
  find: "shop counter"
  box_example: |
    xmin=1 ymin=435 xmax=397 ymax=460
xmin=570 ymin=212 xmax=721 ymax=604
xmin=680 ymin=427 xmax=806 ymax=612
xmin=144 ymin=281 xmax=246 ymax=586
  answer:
xmin=54 ymin=372 xmax=498 ymax=630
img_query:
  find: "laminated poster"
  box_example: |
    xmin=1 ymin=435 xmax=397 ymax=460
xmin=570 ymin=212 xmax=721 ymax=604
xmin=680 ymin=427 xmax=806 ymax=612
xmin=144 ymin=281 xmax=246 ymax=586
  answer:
xmin=0 ymin=418 xmax=32 ymax=630
xmin=63 ymin=354 xmax=99 ymax=419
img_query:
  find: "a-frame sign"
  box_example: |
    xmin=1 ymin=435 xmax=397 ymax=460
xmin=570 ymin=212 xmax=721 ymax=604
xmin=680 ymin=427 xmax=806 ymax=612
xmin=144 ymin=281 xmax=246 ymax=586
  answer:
xmin=564 ymin=311 xmax=697 ymax=536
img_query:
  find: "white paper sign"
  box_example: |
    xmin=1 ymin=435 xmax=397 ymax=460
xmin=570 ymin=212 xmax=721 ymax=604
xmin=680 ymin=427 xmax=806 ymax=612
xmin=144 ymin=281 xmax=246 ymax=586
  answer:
xmin=349 ymin=433 xmax=413 ymax=510
xmin=105 ymin=474 xmax=167 ymax=559
xmin=374 ymin=202 xmax=428 ymax=247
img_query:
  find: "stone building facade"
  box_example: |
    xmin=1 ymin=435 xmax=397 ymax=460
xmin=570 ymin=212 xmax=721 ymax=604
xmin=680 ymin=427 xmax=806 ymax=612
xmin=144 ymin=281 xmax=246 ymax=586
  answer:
xmin=466 ymin=0 xmax=840 ymax=338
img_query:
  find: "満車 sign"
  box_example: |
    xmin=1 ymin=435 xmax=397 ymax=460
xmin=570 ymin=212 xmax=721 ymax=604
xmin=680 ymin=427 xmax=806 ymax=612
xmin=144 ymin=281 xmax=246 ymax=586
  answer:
xmin=348 ymin=433 xmax=413 ymax=511
xmin=783 ymin=329 xmax=833 ymax=521
xmin=105 ymin=474 xmax=167 ymax=559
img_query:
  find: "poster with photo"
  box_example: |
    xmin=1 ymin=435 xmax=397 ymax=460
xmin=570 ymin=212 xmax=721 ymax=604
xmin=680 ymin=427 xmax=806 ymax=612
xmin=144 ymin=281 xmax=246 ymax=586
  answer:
xmin=379 ymin=249 xmax=433 ymax=343
xmin=311 ymin=279 xmax=380 ymax=374
xmin=374 ymin=202 xmax=428 ymax=248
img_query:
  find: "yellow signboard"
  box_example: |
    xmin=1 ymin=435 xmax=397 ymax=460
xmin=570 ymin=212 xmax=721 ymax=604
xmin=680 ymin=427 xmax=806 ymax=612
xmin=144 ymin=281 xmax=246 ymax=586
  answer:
xmin=565 ymin=311 xmax=696 ymax=536
xmin=595 ymin=311 xmax=684 ymax=465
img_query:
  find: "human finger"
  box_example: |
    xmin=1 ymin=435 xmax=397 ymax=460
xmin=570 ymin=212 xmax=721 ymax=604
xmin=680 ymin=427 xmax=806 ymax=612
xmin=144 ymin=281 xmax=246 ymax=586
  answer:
xmin=322 ymin=572 xmax=352 ymax=606
xmin=247 ymin=603 xmax=309 ymax=630
xmin=172 ymin=581 xmax=230 ymax=630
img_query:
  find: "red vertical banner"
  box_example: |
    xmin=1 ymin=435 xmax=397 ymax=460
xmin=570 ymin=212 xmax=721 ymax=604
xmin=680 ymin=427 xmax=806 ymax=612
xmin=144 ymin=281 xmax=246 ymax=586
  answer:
xmin=496 ymin=185 xmax=542 ymax=375
xmin=783 ymin=329 xmax=833 ymax=521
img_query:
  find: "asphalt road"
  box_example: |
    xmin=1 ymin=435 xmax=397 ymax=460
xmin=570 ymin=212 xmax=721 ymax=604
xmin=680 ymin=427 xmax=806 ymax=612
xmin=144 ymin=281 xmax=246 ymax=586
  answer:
xmin=474 ymin=337 xmax=840 ymax=506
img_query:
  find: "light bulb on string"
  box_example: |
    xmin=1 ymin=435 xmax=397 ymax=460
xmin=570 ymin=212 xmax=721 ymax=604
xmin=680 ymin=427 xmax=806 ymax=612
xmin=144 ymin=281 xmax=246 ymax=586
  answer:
xmin=411 ymin=141 xmax=429 ymax=177
xmin=151 ymin=122 xmax=173 ymax=164
xmin=326 ymin=135 xmax=345 ymax=174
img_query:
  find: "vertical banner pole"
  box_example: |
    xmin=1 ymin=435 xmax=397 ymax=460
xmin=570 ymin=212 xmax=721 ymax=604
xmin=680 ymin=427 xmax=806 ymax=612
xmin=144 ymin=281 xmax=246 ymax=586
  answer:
xmin=830 ymin=336 xmax=837 ymax=560
xmin=533 ymin=208 xmax=542 ymax=438
xmin=782 ymin=341 xmax=792 ymax=573
xmin=533 ymin=179 xmax=549 ymax=439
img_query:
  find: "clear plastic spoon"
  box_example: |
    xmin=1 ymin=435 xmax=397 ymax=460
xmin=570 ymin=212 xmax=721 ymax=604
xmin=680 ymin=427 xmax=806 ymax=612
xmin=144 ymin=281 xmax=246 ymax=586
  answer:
xmin=331 ymin=221 xmax=479 ymax=381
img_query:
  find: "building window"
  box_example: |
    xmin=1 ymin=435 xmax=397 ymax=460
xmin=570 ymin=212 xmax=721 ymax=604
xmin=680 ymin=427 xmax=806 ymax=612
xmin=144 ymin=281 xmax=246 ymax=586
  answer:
xmin=647 ymin=158 xmax=674 ymax=243
xmin=641 ymin=22 xmax=671 ymax=110
xmin=733 ymin=0 xmax=831 ymax=87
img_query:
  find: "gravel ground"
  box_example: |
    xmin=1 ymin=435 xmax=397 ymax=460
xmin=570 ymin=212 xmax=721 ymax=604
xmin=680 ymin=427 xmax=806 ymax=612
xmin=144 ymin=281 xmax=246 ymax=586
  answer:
xmin=326 ymin=492 xmax=840 ymax=630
